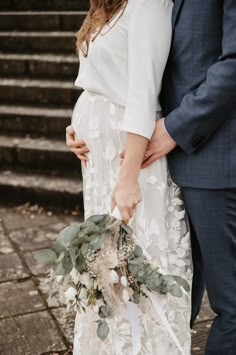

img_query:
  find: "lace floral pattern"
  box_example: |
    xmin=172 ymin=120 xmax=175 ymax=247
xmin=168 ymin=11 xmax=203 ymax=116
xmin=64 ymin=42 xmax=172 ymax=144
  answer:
xmin=71 ymin=91 xmax=192 ymax=355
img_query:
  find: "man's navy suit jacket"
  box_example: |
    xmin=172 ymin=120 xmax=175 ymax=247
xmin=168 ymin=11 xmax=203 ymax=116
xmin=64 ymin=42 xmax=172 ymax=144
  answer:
xmin=161 ymin=0 xmax=236 ymax=188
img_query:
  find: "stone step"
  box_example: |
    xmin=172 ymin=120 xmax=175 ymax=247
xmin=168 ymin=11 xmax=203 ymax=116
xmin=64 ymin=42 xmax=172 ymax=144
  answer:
xmin=0 ymin=12 xmax=86 ymax=31
xmin=0 ymin=0 xmax=89 ymax=11
xmin=0 ymin=135 xmax=82 ymax=176
xmin=0 ymin=53 xmax=79 ymax=80
xmin=0 ymin=105 xmax=72 ymax=138
xmin=0 ymin=31 xmax=75 ymax=54
xmin=0 ymin=169 xmax=83 ymax=211
xmin=0 ymin=78 xmax=81 ymax=108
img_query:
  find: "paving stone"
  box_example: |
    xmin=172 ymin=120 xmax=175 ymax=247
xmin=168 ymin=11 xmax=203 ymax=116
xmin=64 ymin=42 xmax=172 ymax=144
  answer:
xmin=0 ymin=210 xmax=59 ymax=232
xmin=0 ymin=280 xmax=45 ymax=318
xmin=8 ymin=227 xmax=58 ymax=251
xmin=0 ymin=311 xmax=66 ymax=355
xmin=52 ymin=307 xmax=75 ymax=343
xmin=196 ymin=291 xmax=215 ymax=323
xmin=191 ymin=320 xmax=212 ymax=354
xmin=37 ymin=276 xmax=64 ymax=308
xmin=0 ymin=253 xmax=29 ymax=282
xmin=0 ymin=223 xmax=14 ymax=254
xmin=24 ymin=251 xmax=49 ymax=275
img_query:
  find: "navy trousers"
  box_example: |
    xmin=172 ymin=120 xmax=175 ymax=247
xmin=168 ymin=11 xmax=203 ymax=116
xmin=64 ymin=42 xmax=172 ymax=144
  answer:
xmin=182 ymin=188 xmax=236 ymax=355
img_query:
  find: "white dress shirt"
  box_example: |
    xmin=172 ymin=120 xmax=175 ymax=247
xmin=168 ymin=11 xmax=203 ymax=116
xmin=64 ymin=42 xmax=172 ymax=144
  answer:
xmin=75 ymin=0 xmax=173 ymax=139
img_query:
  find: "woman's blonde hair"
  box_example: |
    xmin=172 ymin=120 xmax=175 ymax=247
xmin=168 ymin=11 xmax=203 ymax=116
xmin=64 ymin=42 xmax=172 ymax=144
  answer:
xmin=77 ymin=0 xmax=128 ymax=56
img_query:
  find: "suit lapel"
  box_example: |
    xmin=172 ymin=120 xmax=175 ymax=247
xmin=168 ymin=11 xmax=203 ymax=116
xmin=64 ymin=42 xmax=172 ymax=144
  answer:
xmin=172 ymin=0 xmax=185 ymax=28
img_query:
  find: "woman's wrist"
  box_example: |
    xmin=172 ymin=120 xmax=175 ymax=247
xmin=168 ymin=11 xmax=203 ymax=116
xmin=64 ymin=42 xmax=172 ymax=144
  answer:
xmin=118 ymin=168 xmax=139 ymax=184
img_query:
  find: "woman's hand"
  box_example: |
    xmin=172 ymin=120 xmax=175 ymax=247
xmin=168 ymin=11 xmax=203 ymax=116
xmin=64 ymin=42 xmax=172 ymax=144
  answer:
xmin=66 ymin=125 xmax=89 ymax=166
xmin=111 ymin=177 xmax=142 ymax=224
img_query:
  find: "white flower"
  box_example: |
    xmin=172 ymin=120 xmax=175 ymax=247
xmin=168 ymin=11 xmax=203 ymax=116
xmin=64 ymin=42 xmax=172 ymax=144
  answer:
xmin=64 ymin=287 xmax=77 ymax=303
xmin=70 ymin=267 xmax=80 ymax=285
xmin=108 ymin=270 xmax=119 ymax=284
xmin=150 ymin=258 xmax=159 ymax=270
xmin=120 ymin=276 xmax=128 ymax=288
xmin=56 ymin=275 xmax=63 ymax=283
xmin=122 ymin=289 xmax=130 ymax=303
xmin=80 ymin=272 xmax=93 ymax=288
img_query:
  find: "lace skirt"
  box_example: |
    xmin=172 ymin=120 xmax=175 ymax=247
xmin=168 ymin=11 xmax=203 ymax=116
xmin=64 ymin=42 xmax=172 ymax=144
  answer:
xmin=71 ymin=90 xmax=192 ymax=355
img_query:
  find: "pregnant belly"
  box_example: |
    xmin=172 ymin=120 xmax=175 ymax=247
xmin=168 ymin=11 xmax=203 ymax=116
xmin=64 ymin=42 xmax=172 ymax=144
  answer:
xmin=71 ymin=90 xmax=126 ymax=151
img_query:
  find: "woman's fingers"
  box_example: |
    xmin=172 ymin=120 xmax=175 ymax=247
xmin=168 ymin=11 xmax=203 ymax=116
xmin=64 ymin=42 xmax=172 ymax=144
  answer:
xmin=66 ymin=125 xmax=89 ymax=163
xmin=119 ymin=207 xmax=130 ymax=224
xmin=71 ymin=147 xmax=89 ymax=155
xmin=66 ymin=125 xmax=75 ymax=135
xmin=141 ymin=154 xmax=158 ymax=169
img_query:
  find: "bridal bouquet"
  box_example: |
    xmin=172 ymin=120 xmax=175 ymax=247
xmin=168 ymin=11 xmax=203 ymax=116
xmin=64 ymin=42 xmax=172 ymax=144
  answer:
xmin=35 ymin=214 xmax=189 ymax=341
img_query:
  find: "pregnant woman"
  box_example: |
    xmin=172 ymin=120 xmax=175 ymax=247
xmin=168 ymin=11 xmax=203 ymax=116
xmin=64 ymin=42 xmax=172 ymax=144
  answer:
xmin=69 ymin=0 xmax=192 ymax=353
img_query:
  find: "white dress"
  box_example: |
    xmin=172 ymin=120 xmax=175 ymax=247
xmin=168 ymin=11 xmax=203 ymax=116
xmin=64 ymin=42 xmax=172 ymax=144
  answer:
xmin=71 ymin=0 xmax=192 ymax=354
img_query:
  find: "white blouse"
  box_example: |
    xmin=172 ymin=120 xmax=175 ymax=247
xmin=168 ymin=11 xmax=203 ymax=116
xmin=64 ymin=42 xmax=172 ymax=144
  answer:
xmin=75 ymin=0 xmax=173 ymax=139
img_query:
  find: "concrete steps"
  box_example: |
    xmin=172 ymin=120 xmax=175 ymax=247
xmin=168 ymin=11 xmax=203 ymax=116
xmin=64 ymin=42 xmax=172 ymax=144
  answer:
xmin=0 ymin=170 xmax=83 ymax=211
xmin=0 ymin=31 xmax=76 ymax=54
xmin=0 ymin=78 xmax=81 ymax=108
xmin=0 ymin=135 xmax=82 ymax=176
xmin=0 ymin=0 xmax=89 ymax=210
xmin=0 ymin=12 xmax=86 ymax=31
xmin=0 ymin=0 xmax=89 ymax=11
xmin=0 ymin=105 xmax=72 ymax=138
xmin=0 ymin=53 xmax=79 ymax=80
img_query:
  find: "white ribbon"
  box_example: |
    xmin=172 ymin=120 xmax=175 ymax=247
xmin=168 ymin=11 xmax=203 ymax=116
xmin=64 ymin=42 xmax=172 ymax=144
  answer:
xmin=111 ymin=207 xmax=187 ymax=355
xmin=146 ymin=290 xmax=187 ymax=355
xmin=127 ymin=291 xmax=187 ymax=355
xmin=127 ymin=302 xmax=142 ymax=355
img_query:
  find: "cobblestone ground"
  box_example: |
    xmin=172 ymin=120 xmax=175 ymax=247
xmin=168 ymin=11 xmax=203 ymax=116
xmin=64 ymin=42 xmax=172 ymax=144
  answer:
xmin=0 ymin=205 xmax=215 ymax=355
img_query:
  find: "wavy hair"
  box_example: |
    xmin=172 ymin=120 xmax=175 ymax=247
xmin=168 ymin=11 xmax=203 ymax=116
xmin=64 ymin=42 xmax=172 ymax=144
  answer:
xmin=77 ymin=0 xmax=128 ymax=56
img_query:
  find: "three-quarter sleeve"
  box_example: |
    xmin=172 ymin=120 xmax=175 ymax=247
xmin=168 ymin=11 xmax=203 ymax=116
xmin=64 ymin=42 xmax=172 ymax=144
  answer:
xmin=121 ymin=0 xmax=173 ymax=139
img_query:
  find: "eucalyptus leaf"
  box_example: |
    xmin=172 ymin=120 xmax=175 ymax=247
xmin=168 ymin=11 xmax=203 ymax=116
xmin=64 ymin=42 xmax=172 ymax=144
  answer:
xmin=80 ymin=243 xmax=89 ymax=256
xmin=34 ymin=249 xmax=57 ymax=265
xmin=170 ymin=283 xmax=183 ymax=297
xmin=97 ymin=321 xmax=109 ymax=341
xmin=62 ymin=256 xmax=73 ymax=275
xmin=133 ymin=245 xmax=143 ymax=258
xmin=88 ymin=214 xmax=109 ymax=225
xmin=75 ymin=251 xmax=86 ymax=273
xmin=79 ymin=221 xmax=100 ymax=237
xmin=52 ymin=241 xmax=66 ymax=257
xmin=70 ymin=246 xmax=79 ymax=264
xmin=129 ymin=256 xmax=145 ymax=265
xmin=53 ymin=262 xmax=66 ymax=275
xmin=172 ymin=275 xmax=190 ymax=292
xmin=57 ymin=224 xmax=81 ymax=248
xmin=90 ymin=236 xmax=105 ymax=251
xmin=128 ymin=264 xmax=140 ymax=277
xmin=98 ymin=305 xmax=113 ymax=319
xmin=120 ymin=222 xmax=132 ymax=234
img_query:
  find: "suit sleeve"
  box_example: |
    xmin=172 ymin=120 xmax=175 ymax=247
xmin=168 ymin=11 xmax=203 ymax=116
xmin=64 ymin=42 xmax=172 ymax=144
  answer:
xmin=164 ymin=0 xmax=236 ymax=154
xmin=121 ymin=0 xmax=172 ymax=139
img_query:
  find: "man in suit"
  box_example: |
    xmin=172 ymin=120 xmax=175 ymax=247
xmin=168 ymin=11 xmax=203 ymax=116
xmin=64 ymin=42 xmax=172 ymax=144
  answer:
xmin=66 ymin=0 xmax=236 ymax=353
xmin=142 ymin=0 xmax=236 ymax=353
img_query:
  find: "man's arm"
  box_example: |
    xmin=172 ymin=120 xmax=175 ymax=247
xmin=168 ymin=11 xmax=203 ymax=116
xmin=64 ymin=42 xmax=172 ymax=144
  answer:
xmin=165 ymin=0 xmax=236 ymax=154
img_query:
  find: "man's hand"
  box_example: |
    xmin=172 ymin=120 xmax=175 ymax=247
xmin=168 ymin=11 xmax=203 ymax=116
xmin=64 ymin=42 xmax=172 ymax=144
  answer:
xmin=141 ymin=118 xmax=177 ymax=169
xmin=66 ymin=125 xmax=89 ymax=167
